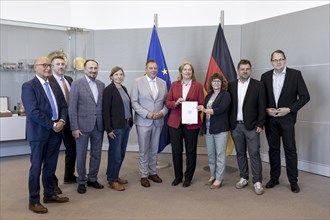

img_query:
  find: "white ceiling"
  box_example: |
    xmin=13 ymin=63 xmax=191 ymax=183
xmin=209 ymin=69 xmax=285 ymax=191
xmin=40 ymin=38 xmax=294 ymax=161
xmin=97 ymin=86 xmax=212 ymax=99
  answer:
xmin=0 ymin=1 xmax=329 ymax=29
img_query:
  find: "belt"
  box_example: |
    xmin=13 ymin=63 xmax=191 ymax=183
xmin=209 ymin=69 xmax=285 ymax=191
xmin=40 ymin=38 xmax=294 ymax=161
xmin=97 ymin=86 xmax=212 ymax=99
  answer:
xmin=237 ymin=120 xmax=244 ymax=124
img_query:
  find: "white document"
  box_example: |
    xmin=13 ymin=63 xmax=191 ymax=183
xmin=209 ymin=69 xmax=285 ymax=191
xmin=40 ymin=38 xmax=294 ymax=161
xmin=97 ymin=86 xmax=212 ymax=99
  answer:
xmin=181 ymin=101 xmax=198 ymax=124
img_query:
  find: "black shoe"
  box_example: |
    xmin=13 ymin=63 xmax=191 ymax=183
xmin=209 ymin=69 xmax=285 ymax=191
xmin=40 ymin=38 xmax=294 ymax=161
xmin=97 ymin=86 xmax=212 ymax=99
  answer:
xmin=183 ymin=180 xmax=191 ymax=188
xmin=290 ymin=182 xmax=300 ymax=193
xmin=77 ymin=184 xmax=86 ymax=194
xmin=171 ymin=179 xmax=182 ymax=186
xmin=64 ymin=176 xmax=77 ymax=184
xmin=265 ymin=179 xmax=279 ymax=188
xmin=87 ymin=181 xmax=104 ymax=189
xmin=54 ymin=185 xmax=62 ymax=194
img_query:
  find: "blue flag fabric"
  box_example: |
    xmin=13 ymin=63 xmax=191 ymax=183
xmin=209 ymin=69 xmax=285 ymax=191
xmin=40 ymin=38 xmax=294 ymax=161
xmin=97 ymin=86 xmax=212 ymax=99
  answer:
xmin=147 ymin=25 xmax=171 ymax=153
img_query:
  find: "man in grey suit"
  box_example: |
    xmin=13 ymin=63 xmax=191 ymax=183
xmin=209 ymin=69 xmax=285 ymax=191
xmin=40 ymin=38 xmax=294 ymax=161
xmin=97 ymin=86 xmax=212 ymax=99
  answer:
xmin=69 ymin=59 xmax=105 ymax=194
xmin=131 ymin=59 xmax=168 ymax=187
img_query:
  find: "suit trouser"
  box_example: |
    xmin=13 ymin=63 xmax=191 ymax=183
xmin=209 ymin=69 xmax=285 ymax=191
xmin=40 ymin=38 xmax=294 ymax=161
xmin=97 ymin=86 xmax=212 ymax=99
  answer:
xmin=232 ymin=124 xmax=262 ymax=183
xmin=136 ymin=124 xmax=161 ymax=177
xmin=62 ymin=120 xmax=77 ymax=180
xmin=53 ymin=121 xmax=77 ymax=186
xmin=265 ymin=117 xmax=298 ymax=183
xmin=169 ymin=124 xmax=200 ymax=181
xmin=75 ymin=125 xmax=104 ymax=184
xmin=29 ymin=130 xmax=62 ymax=204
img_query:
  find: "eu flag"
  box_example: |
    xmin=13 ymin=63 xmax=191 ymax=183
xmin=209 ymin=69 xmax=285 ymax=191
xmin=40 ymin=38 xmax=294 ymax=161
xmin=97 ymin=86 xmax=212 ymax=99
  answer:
xmin=147 ymin=25 xmax=171 ymax=153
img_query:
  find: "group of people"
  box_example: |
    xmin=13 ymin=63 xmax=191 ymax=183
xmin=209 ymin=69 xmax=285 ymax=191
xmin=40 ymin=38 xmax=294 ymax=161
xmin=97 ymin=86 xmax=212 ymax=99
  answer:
xmin=22 ymin=49 xmax=310 ymax=214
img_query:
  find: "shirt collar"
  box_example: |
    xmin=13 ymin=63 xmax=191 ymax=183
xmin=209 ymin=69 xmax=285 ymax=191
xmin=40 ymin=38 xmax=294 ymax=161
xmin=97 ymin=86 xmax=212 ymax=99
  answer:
xmin=36 ymin=75 xmax=48 ymax=85
xmin=52 ymin=72 xmax=64 ymax=81
xmin=238 ymin=77 xmax=250 ymax=84
xmin=146 ymin=75 xmax=156 ymax=82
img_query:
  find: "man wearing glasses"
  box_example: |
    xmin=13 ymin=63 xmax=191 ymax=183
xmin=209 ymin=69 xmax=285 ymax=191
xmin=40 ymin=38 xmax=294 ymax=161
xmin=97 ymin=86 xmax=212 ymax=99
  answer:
xmin=261 ymin=50 xmax=310 ymax=193
xmin=22 ymin=57 xmax=69 ymax=214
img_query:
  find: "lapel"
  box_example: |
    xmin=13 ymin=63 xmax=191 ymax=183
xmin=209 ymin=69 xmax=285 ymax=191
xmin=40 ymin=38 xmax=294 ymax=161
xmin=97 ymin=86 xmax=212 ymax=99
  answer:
xmin=142 ymin=76 xmax=155 ymax=100
xmin=278 ymin=68 xmax=291 ymax=101
xmin=185 ymin=80 xmax=196 ymax=101
xmin=244 ymin=78 xmax=255 ymax=105
xmin=33 ymin=77 xmax=50 ymax=105
xmin=82 ymin=76 xmax=96 ymax=104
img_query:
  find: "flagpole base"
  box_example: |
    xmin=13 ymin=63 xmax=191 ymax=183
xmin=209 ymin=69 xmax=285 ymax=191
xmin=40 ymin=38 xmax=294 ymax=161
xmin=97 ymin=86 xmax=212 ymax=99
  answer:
xmin=157 ymin=160 xmax=171 ymax=169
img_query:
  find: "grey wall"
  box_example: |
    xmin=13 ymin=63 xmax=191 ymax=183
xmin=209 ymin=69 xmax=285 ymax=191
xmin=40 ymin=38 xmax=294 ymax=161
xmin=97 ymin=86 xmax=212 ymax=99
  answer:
xmin=240 ymin=5 xmax=330 ymax=176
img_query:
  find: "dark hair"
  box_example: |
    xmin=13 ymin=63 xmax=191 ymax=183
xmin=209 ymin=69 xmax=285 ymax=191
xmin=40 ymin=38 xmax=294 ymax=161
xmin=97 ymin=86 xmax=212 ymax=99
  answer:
xmin=271 ymin=49 xmax=286 ymax=61
xmin=51 ymin=56 xmax=64 ymax=63
xmin=207 ymin=73 xmax=228 ymax=94
xmin=237 ymin=59 xmax=252 ymax=69
xmin=110 ymin=66 xmax=124 ymax=77
xmin=178 ymin=61 xmax=196 ymax=81
xmin=146 ymin=59 xmax=158 ymax=66
xmin=84 ymin=59 xmax=98 ymax=67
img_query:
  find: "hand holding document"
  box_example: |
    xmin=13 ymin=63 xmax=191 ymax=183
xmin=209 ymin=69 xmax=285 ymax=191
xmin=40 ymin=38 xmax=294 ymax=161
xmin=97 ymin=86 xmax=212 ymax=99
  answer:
xmin=182 ymin=101 xmax=198 ymax=124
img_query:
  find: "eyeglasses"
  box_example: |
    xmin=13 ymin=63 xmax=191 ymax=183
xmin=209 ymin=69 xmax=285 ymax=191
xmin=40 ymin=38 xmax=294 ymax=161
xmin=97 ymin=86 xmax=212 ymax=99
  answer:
xmin=271 ymin=59 xmax=285 ymax=63
xmin=35 ymin=63 xmax=52 ymax=68
xmin=212 ymin=80 xmax=222 ymax=84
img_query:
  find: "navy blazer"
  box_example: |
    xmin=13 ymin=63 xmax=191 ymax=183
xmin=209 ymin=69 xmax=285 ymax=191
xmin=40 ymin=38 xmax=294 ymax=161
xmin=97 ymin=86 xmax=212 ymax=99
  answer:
xmin=228 ymin=78 xmax=266 ymax=130
xmin=202 ymin=91 xmax=231 ymax=134
xmin=261 ymin=67 xmax=310 ymax=124
xmin=22 ymin=76 xmax=67 ymax=141
xmin=103 ymin=83 xmax=133 ymax=134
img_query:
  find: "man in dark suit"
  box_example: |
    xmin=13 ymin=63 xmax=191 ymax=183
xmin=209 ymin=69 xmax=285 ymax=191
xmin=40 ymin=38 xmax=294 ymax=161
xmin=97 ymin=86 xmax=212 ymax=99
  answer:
xmin=22 ymin=57 xmax=69 ymax=214
xmin=49 ymin=56 xmax=77 ymax=190
xmin=69 ymin=60 xmax=105 ymax=194
xmin=229 ymin=59 xmax=266 ymax=195
xmin=261 ymin=50 xmax=310 ymax=193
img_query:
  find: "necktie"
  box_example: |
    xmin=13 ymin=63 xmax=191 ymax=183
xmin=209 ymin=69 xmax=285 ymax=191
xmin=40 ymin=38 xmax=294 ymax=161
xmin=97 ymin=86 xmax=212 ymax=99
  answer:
xmin=150 ymin=80 xmax=158 ymax=99
xmin=61 ymin=77 xmax=69 ymax=104
xmin=44 ymin=82 xmax=58 ymax=120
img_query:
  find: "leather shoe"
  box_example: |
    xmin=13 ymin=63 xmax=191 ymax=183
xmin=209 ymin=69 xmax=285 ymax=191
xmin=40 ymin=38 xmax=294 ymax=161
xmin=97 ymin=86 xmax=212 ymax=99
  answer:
xmin=183 ymin=180 xmax=191 ymax=188
xmin=54 ymin=185 xmax=62 ymax=194
xmin=29 ymin=203 xmax=48 ymax=214
xmin=171 ymin=178 xmax=182 ymax=186
xmin=64 ymin=176 xmax=77 ymax=184
xmin=87 ymin=181 xmax=104 ymax=189
xmin=290 ymin=182 xmax=300 ymax=193
xmin=109 ymin=182 xmax=125 ymax=191
xmin=265 ymin=179 xmax=279 ymax=188
xmin=118 ymin=178 xmax=128 ymax=184
xmin=148 ymin=174 xmax=162 ymax=183
xmin=43 ymin=195 xmax=69 ymax=203
xmin=141 ymin=178 xmax=150 ymax=187
xmin=77 ymin=184 xmax=86 ymax=194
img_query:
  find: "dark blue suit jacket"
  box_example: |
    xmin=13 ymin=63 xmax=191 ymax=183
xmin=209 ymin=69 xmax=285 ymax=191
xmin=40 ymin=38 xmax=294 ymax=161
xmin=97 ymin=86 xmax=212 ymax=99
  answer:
xmin=22 ymin=76 xmax=67 ymax=141
xmin=202 ymin=91 xmax=231 ymax=134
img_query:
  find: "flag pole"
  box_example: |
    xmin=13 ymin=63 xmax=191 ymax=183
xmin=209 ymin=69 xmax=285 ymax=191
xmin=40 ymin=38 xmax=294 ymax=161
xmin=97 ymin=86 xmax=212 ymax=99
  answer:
xmin=154 ymin=13 xmax=158 ymax=29
xmin=220 ymin=10 xmax=224 ymax=29
xmin=152 ymin=13 xmax=171 ymax=169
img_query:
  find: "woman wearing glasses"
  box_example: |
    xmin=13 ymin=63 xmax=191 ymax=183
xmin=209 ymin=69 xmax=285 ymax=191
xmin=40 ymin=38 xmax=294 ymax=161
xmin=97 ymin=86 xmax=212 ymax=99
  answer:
xmin=198 ymin=73 xmax=231 ymax=189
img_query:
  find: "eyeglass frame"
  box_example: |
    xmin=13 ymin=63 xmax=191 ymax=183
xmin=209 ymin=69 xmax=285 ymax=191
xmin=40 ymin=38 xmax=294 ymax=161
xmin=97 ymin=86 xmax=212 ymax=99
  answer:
xmin=271 ymin=58 xmax=285 ymax=63
xmin=35 ymin=63 xmax=52 ymax=68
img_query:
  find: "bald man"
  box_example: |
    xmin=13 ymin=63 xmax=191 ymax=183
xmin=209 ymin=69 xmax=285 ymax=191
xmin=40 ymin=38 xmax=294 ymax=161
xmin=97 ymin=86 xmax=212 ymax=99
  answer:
xmin=22 ymin=57 xmax=69 ymax=214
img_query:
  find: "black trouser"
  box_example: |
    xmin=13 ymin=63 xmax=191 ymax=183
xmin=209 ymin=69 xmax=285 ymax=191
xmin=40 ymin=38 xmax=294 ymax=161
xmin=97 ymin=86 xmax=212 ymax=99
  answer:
xmin=265 ymin=117 xmax=298 ymax=183
xmin=169 ymin=124 xmax=200 ymax=181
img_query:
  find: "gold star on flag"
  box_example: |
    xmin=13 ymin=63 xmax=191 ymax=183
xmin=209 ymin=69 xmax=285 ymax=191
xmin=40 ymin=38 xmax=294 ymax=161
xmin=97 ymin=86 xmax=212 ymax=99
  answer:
xmin=162 ymin=69 xmax=168 ymax=75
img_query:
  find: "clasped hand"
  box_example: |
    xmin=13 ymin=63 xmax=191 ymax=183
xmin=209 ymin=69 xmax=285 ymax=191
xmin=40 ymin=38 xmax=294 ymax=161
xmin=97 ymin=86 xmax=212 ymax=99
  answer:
xmin=147 ymin=111 xmax=163 ymax=120
xmin=266 ymin=107 xmax=290 ymax=117
xmin=52 ymin=121 xmax=64 ymax=132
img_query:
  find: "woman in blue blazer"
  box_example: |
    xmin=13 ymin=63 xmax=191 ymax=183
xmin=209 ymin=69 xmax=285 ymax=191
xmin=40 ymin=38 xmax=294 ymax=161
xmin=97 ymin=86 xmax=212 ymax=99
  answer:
xmin=198 ymin=73 xmax=231 ymax=189
xmin=102 ymin=66 xmax=133 ymax=191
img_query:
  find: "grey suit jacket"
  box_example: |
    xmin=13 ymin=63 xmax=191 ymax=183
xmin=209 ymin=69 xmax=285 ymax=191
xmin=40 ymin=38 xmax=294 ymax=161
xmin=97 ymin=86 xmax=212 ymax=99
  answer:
xmin=69 ymin=75 xmax=105 ymax=132
xmin=130 ymin=75 xmax=168 ymax=127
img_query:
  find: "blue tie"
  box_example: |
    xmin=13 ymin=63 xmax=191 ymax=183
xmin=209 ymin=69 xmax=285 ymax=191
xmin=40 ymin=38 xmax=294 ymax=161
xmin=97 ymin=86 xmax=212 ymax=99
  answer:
xmin=44 ymin=82 xmax=58 ymax=120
